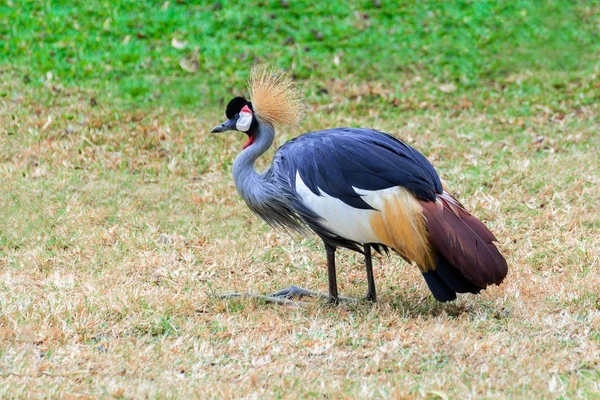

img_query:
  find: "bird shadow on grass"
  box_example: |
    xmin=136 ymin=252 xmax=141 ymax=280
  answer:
xmin=384 ymin=294 xmax=511 ymax=320
xmin=212 ymin=288 xmax=508 ymax=321
xmin=387 ymin=297 xmax=472 ymax=319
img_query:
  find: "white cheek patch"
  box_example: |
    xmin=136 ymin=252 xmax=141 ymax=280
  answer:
xmin=236 ymin=107 xmax=253 ymax=132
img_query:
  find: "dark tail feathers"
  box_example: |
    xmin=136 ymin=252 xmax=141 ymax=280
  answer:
xmin=422 ymin=252 xmax=483 ymax=302
xmin=419 ymin=192 xmax=508 ymax=302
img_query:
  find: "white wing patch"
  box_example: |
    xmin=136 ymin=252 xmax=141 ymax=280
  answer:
xmin=353 ymin=186 xmax=415 ymax=210
xmin=295 ymin=172 xmax=380 ymax=244
xmin=295 ymin=174 xmax=432 ymax=266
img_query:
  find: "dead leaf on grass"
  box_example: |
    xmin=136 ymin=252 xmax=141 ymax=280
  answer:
xmin=179 ymin=57 xmax=199 ymax=73
xmin=171 ymin=38 xmax=187 ymax=49
xmin=439 ymin=83 xmax=457 ymax=93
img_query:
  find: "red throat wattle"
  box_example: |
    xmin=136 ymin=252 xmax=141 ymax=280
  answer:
xmin=243 ymin=135 xmax=255 ymax=149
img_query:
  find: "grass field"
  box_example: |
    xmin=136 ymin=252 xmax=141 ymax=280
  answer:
xmin=1 ymin=0 xmax=600 ymax=398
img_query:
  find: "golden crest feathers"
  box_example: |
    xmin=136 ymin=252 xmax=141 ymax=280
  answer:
xmin=248 ymin=65 xmax=304 ymax=127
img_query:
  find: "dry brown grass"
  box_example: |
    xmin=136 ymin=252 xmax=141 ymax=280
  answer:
xmin=1 ymin=75 xmax=599 ymax=399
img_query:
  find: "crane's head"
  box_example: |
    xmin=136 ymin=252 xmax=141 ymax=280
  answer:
xmin=211 ymin=66 xmax=304 ymax=148
xmin=211 ymin=97 xmax=256 ymax=133
xmin=211 ymin=96 xmax=257 ymax=149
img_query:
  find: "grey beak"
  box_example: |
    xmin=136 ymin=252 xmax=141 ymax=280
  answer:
xmin=211 ymin=118 xmax=237 ymax=133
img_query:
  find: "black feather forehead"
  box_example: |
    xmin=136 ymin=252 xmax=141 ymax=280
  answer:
xmin=225 ymin=96 xmax=253 ymax=119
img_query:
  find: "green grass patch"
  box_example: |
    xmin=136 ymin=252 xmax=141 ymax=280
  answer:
xmin=2 ymin=0 xmax=599 ymax=108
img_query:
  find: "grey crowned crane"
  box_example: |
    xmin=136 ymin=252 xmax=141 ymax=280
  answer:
xmin=211 ymin=66 xmax=508 ymax=304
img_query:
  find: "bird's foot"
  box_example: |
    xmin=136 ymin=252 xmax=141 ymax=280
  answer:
xmin=364 ymin=292 xmax=377 ymax=303
xmin=218 ymin=291 xmax=308 ymax=306
xmin=217 ymin=285 xmax=358 ymax=305
xmin=268 ymin=285 xmax=327 ymax=299
xmin=269 ymin=285 xmax=358 ymax=304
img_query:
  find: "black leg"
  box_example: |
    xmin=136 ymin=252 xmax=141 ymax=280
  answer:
xmin=218 ymin=243 xmax=359 ymax=305
xmin=364 ymin=244 xmax=377 ymax=302
xmin=325 ymin=244 xmax=339 ymax=303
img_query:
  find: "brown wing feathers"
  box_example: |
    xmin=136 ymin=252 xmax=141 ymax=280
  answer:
xmin=420 ymin=192 xmax=508 ymax=288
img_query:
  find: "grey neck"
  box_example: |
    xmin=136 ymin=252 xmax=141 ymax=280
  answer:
xmin=232 ymin=120 xmax=275 ymax=199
